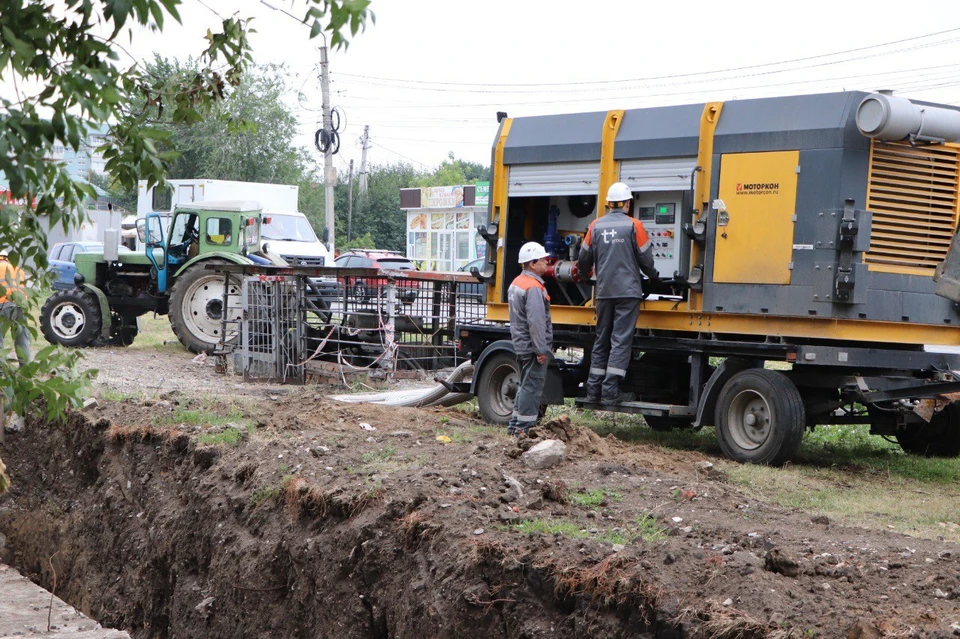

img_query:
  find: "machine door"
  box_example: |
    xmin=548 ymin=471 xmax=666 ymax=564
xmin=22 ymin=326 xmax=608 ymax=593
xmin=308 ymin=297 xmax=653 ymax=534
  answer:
xmin=507 ymin=162 xmax=599 ymax=197
xmin=713 ymin=150 xmax=799 ymax=284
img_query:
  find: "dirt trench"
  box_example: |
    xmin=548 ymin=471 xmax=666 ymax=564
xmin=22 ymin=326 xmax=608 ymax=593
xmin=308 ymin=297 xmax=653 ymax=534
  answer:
xmin=1 ymin=396 xmax=960 ymax=638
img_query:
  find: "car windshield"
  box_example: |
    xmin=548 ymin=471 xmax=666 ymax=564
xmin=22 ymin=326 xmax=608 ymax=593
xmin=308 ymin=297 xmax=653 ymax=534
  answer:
xmin=261 ymin=214 xmax=319 ymax=242
xmin=377 ymin=258 xmax=414 ymax=270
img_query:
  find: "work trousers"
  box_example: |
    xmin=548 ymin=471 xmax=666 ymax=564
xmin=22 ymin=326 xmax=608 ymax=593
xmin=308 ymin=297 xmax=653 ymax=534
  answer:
xmin=0 ymin=302 xmax=31 ymax=366
xmin=586 ymin=298 xmax=640 ymax=399
xmin=508 ymin=354 xmax=547 ymax=433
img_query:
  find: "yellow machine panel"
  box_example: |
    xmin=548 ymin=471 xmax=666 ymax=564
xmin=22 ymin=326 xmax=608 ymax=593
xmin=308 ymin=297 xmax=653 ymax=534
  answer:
xmin=713 ymin=151 xmax=800 ymax=284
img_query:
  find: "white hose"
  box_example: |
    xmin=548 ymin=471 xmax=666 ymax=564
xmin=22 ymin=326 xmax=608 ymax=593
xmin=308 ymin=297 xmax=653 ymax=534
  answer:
xmin=329 ymin=362 xmax=475 ymax=408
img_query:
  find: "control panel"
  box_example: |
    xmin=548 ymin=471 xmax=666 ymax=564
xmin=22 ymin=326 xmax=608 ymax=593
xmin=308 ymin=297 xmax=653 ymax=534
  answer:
xmin=635 ymin=192 xmax=684 ymax=278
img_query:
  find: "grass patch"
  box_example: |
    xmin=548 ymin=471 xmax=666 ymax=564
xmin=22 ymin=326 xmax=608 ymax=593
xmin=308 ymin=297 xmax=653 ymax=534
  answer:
xmin=361 ymin=444 xmax=396 ymax=464
xmin=569 ymin=488 xmax=623 ymax=507
xmin=634 ymin=514 xmax=669 ymax=542
xmin=98 ymin=387 xmax=143 ymax=402
xmin=250 ymin=484 xmax=282 ymax=508
xmin=725 ymin=456 xmax=960 ymax=542
xmin=511 ymin=514 xmax=665 ymax=547
xmin=434 ymin=429 xmax=472 ymax=444
xmin=152 ymin=404 xmax=253 ymax=429
xmin=195 ymin=423 xmax=254 ymax=447
xmin=128 ymin=313 xmax=185 ymax=352
xmin=514 ymin=518 xmax=586 ymax=538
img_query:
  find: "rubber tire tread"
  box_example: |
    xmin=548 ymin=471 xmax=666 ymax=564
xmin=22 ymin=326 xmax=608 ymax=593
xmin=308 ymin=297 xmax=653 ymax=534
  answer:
xmin=476 ymin=351 xmax=520 ymax=426
xmin=168 ymin=259 xmax=231 ymax=354
xmin=714 ymin=368 xmax=805 ymax=465
xmin=896 ymin=403 xmax=960 ymax=457
xmin=39 ymin=289 xmax=103 ymax=348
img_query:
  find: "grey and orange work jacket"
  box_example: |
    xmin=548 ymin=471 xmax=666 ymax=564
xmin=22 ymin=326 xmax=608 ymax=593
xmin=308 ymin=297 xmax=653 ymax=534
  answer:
xmin=507 ymin=271 xmax=553 ymax=358
xmin=578 ymin=209 xmax=659 ymax=299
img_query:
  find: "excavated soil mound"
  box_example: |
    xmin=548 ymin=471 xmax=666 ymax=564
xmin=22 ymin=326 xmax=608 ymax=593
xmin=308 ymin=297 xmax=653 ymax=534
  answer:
xmin=1 ymin=391 xmax=959 ymax=638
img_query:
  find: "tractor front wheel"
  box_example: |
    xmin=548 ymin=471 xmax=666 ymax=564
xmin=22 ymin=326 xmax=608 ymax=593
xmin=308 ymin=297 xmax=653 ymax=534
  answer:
xmin=169 ymin=260 xmax=241 ymax=353
xmin=40 ymin=289 xmax=103 ymax=348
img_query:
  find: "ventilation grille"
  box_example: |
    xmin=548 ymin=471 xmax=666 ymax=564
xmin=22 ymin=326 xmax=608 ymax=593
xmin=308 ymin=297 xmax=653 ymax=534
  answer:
xmin=864 ymin=140 xmax=960 ymax=273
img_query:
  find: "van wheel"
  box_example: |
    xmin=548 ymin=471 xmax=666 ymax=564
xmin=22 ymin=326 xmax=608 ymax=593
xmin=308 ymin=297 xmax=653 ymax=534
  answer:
xmin=714 ymin=368 xmax=805 ymax=464
xmin=476 ymin=352 xmax=520 ymax=425
xmin=40 ymin=289 xmax=102 ymax=347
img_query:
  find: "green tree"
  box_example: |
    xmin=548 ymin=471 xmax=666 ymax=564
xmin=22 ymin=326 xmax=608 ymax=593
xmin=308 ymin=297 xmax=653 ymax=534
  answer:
xmin=0 ymin=0 xmax=373 ymax=493
xmin=340 ymin=232 xmax=377 ymax=251
xmin=336 ymin=162 xmax=420 ymax=253
xmin=142 ymin=58 xmax=316 ymax=186
xmin=416 ymin=152 xmax=490 ymax=187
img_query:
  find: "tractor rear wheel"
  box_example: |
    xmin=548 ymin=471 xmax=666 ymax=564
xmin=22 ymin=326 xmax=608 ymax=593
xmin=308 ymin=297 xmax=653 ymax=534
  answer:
xmin=169 ymin=260 xmax=241 ymax=353
xmin=40 ymin=289 xmax=103 ymax=348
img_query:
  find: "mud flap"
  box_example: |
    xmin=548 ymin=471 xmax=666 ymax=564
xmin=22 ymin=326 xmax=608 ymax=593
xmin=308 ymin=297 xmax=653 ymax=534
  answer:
xmin=79 ymin=283 xmax=112 ymax=340
xmin=544 ymin=361 xmax=564 ymax=405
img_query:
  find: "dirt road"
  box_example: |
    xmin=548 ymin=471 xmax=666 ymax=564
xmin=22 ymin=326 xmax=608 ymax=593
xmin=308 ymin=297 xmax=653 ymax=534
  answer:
xmin=1 ymin=345 xmax=959 ymax=637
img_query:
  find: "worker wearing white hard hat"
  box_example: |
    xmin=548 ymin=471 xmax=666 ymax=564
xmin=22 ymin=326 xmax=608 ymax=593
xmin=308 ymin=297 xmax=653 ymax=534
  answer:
xmin=506 ymin=241 xmax=553 ymax=435
xmin=578 ymin=182 xmax=660 ymax=405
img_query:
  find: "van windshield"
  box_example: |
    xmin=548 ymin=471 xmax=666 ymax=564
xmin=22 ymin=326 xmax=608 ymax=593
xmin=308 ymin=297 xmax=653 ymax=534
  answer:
xmin=262 ymin=214 xmax=319 ymax=242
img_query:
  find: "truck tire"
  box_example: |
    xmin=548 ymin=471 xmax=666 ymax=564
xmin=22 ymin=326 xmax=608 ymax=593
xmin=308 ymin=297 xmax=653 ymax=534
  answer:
xmin=476 ymin=351 xmax=521 ymax=425
xmin=169 ymin=260 xmax=241 ymax=353
xmin=40 ymin=289 xmax=103 ymax=348
xmin=714 ymin=368 xmax=805 ymax=464
xmin=896 ymin=403 xmax=960 ymax=457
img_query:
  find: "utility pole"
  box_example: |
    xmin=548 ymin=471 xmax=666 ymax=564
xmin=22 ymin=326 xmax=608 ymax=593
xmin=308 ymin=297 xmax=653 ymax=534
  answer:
xmin=347 ymin=159 xmax=354 ymax=242
xmin=359 ymin=125 xmax=370 ymax=195
xmin=320 ymin=46 xmax=336 ymax=256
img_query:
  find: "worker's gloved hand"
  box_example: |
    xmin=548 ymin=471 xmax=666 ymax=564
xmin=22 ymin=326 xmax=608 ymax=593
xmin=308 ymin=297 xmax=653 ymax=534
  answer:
xmin=649 ymin=272 xmax=663 ymax=287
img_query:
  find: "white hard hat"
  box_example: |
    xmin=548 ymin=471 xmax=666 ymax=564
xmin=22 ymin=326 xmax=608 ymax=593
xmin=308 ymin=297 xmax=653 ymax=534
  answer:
xmin=518 ymin=241 xmax=549 ymax=264
xmin=606 ymin=182 xmax=633 ymax=203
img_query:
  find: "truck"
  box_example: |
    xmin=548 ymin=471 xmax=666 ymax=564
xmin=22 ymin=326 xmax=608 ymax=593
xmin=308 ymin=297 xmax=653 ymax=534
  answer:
xmin=40 ymin=200 xmax=282 ymax=353
xmin=457 ymin=91 xmax=960 ymax=464
xmin=137 ymin=179 xmax=331 ymax=268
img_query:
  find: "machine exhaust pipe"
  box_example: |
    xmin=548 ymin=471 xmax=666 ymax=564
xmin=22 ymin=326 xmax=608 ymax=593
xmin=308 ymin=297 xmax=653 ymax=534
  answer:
xmin=856 ymin=93 xmax=960 ymax=143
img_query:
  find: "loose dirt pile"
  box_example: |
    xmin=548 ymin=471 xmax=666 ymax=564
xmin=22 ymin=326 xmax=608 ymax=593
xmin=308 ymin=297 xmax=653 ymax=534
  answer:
xmin=1 ymin=349 xmax=959 ymax=637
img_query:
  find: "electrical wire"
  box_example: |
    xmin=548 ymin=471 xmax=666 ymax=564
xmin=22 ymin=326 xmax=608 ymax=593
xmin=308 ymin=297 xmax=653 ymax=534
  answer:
xmin=368 ymin=141 xmax=432 ymax=169
xmin=334 ymin=27 xmax=960 ymax=89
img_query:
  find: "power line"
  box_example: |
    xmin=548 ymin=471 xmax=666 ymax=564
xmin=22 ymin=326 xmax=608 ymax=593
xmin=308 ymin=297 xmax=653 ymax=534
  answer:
xmin=335 ymin=27 xmax=960 ymax=89
xmin=368 ymin=141 xmax=432 ymax=169
xmin=334 ymin=63 xmax=960 ymax=110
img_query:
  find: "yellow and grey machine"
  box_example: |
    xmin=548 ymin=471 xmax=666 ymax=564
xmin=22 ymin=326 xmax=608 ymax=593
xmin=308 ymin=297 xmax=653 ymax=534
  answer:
xmin=459 ymin=91 xmax=960 ymax=464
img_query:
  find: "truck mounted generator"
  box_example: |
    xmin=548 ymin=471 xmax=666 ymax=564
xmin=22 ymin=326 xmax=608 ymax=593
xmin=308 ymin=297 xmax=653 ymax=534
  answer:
xmin=458 ymin=91 xmax=960 ymax=464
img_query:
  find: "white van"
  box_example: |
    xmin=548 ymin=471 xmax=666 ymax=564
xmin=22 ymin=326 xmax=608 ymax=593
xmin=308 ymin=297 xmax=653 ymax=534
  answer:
xmin=261 ymin=210 xmax=331 ymax=267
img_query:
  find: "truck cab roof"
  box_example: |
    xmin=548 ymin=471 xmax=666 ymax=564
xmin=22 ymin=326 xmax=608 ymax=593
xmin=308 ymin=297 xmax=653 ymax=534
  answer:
xmin=174 ymin=200 xmax=262 ymax=213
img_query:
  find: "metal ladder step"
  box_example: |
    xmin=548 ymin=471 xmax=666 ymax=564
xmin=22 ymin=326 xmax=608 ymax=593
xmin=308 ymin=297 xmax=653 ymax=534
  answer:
xmin=573 ymin=399 xmax=691 ymax=417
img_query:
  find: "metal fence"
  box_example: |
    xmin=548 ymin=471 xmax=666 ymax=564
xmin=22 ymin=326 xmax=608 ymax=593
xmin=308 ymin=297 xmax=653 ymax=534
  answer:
xmin=211 ymin=264 xmax=487 ymax=383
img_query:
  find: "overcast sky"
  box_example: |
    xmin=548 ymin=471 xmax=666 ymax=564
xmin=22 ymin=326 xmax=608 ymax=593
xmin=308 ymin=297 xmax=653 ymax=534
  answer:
xmin=62 ymin=1 xmax=960 ymax=175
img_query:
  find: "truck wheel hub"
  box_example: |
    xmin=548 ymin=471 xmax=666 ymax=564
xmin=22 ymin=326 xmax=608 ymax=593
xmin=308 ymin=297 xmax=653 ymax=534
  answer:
xmin=728 ymin=390 xmax=771 ymax=451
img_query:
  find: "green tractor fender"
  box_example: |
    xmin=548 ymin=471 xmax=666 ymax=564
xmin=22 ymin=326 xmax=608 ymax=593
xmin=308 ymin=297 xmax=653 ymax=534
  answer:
xmin=78 ymin=283 xmax=112 ymax=340
xmin=172 ymin=252 xmax=252 ymax=279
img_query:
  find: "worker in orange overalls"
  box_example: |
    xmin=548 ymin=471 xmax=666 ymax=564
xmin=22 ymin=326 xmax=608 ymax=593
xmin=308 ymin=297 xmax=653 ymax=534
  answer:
xmin=0 ymin=251 xmax=31 ymax=366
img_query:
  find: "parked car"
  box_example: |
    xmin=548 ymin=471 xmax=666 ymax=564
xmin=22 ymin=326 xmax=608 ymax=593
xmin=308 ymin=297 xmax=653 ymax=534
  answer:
xmin=334 ymin=250 xmax=418 ymax=304
xmin=48 ymin=242 xmax=130 ymax=291
xmin=457 ymin=258 xmax=486 ymax=301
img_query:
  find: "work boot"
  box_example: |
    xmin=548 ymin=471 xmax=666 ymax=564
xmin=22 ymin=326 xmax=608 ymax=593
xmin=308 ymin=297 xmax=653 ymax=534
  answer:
xmin=584 ymin=373 xmax=603 ymax=403
xmin=601 ymin=391 xmax=636 ymax=406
